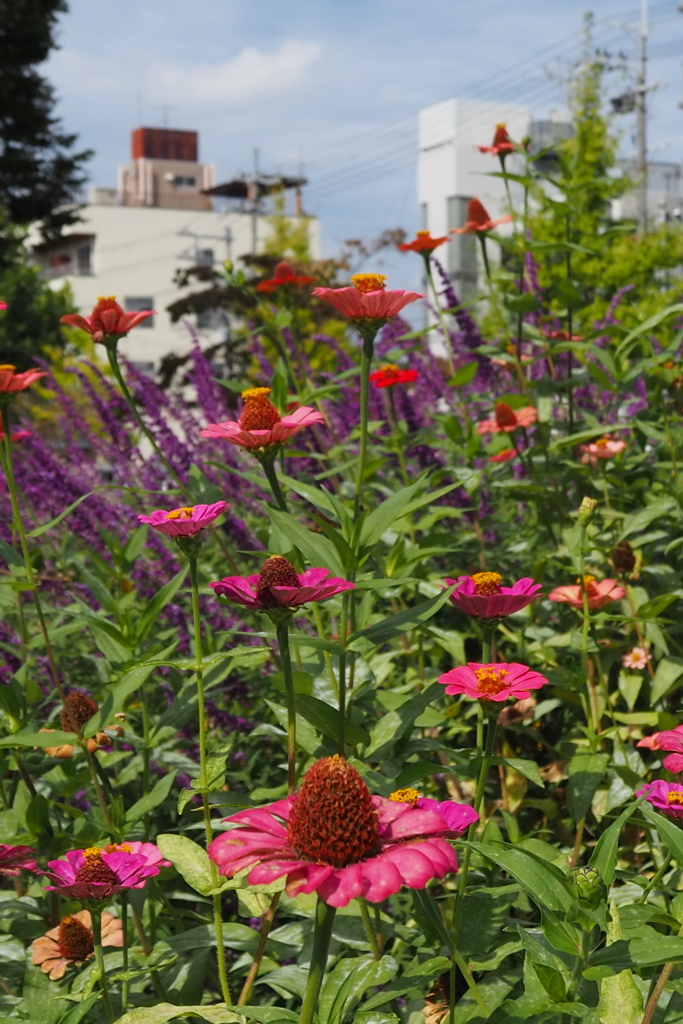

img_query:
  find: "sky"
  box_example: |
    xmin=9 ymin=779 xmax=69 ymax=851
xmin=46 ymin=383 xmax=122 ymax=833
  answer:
xmin=46 ymin=0 xmax=683 ymax=285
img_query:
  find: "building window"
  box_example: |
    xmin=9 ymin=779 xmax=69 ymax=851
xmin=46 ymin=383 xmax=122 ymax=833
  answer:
xmin=125 ymin=297 xmax=155 ymax=327
xmin=196 ymin=248 xmax=214 ymax=267
xmin=447 ymin=196 xmax=477 ymax=304
xmin=76 ymin=244 xmax=92 ymax=276
xmin=174 ymin=175 xmax=196 ymax=187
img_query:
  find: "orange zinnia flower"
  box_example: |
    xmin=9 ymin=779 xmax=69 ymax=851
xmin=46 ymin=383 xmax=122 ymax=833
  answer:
xmin=451 ymin=198 xmax=512 ymax=235
xmin=478 ymin=123 xmax=516 ymax=157
xmin=31 ymin=911 xmax=123 ymax=980
xmin=477 ymin=402 xmax=537 ymax=434
xmin=256 ymin=260 xmax=315 ymax=293
xmin=397 ymin=231 xmax=448 ymax=253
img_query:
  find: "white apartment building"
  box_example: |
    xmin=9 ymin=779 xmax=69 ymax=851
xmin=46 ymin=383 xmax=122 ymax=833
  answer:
xmin=33 ymin=128 xmax=319 ymax=370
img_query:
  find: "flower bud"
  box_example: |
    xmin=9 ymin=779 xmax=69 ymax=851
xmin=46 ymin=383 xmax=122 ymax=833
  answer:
xmin=577 ymin=497 xmax=598 ymax=525
xmin=571 ymin=865 xmax=605 ymax=906
xmin=175 ymin=533 xmax=204 ymax=558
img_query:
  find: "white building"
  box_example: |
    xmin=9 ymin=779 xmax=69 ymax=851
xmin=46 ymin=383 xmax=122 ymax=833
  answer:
xmin=33 ymin=128 xmax=319 ymax=370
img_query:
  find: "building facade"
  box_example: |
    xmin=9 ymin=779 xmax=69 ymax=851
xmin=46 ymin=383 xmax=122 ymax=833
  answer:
xmin=33 ymin=128 xmax=319 ymax=370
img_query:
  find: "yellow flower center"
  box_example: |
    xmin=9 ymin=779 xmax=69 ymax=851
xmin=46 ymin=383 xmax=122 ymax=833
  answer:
xmin=416 ymin=230 xmax=430 ymax=238
xmin=496 ymin=122 xmax=507 ymax=129
xmin=380 ymin=363 xmax=400 ymax=374
xmin=104 ymin=842 xmax=133 ymax=854
xmin=577 ymin=574 xmax=596 ymax=587
xmin=0 ymin=364 xmax=16 ymax=371
xmin=166 ymin=507 xmax=195 ymax=520
xmin=242 ymin=386 xmax=272 ymax=401
xmin=595 ymin=438 xmax=610 ymax=448
xmin=84 ymin=847 xmax=103 ymax=860
xmin=471 ymin=571 xmax=503 ymax=596
xmin=474 ymin=666 xmax=509 ymax=696
xmin=351 ymin=273 xmax=386 ymax=295
xmin=97 ymin=295 xmax=117 ymax=302
xmin=389 ymin=788 xmax=421 ymax=805
xmin=667 ymin=792 xmax=683 ymax=805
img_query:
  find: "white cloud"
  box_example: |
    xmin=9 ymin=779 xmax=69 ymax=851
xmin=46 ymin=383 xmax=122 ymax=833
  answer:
xmin=147 ymin=39 xmax=322 ymax=106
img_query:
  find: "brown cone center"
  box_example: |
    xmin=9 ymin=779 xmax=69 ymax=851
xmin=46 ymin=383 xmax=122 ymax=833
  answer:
xmin=239 ymin=395 xmax=281 ymax=431
xmin=287 ymin=755 xmax=380 ymax=868
xmin=494 ymin=403 xmax=518 ymax=429
xmin=58 ymin=916 xmax=94 ymax=961
xmin=74 ymin=851 xmax=118 ymax=888
xmin=256 ymin=556 xmax=300 ymax=608
xmin=60 ymin=693 xmax=99 ymax=732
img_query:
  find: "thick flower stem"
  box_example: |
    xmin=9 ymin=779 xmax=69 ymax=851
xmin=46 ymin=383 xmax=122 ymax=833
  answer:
xmin=276 ymin=622 xmax=297 ymax=792
xmin=353 ymin=331 xmax=376 ymax=521
xmin=188 ymin=555 xmax=232 ymax=1006
xmin=91 ymin=909 xmax=115 ymax=1024
xmin=299 ymin=898 xmax=337 ymax=1024
xmin=358 ymin=897 xmax=382 ymax=959
xmin=260 ymin=454 xmax=289 ymax=513
xmin=119 ymin=893 xmax=130 ymax=1011
xmin=0 ymin=408 xmax=112 ymax=828
xmin=337 ymin=592 xmax=350 ymax=755
xmin=238 ymin=891 xmax=281 ymax=1004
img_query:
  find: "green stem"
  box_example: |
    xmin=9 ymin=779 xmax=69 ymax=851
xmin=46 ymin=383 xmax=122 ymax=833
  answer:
xmin=276 ymin=622 xmax=297 ymax=792
xmin=424 ymin=256 xmax=455 ymax=377
xmin=337 ymin=592 xmax=350 ymax=755
xmin=260 ymin=454 xmax=289 ymax=512
xmin=353 ymin=331 xmax=376 ymax=521
xmin=638 ymin=849 xmax=673 ymax=904
xmin=238 ymin=891 xmax=281 ymax=1004
xmin=120 ymin=893 xmax=129 ymax=1011
xmin=188 ymin=555 xmax=231 ymax=1006
xmin=578 ymin=524 xmax=598 ymax=734
xmin=91 ymin=909 xmax=115 ymax=1024
xmin=299 ymin=899 xmax=337 ymax=1024
xmin=358 ymin=897 xmax=382 ymax=959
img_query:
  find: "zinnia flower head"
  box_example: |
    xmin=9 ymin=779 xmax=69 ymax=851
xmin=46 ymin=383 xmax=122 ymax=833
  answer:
xmin=622 ymin=646 xmax=651 ymax=670
xmin=0 ymin=426 xmax=31 ymax=442
xmin=397 ymin=230 xmax=448 ymax=253
xmin=438 ymin=662 xmax=549 ymax=703
xmin=256 ymin=261 xmax=315 ymax=293
xmin=369 ymin=364 xmax=419 ymax=389
xmin=580 ymin=437 xmax=627 ymax=467
xmin=478 ymin=123 xmax=516 ymax=156
xmin=0 ymin=365 xmax=47 ymax=396
xmin=44 ymin=844 xmax=162 ymax=903
xmin=200 ymin=386 xmax=324 ymax=452
xmin=651 ymin=725 xmax=683 ymax=773
xmin=312 ymin=274 xmax=422 ymax=325
xmin=31 ymin=911 xmax=123 ymax=980
xmin=209 ymin=755 xmax=462 ymax=907
xmin=387 ymin=789 xmax=478 ymax=834
xmin=210 ymin=555 xmax=354 ymax=622
xmin=445 ymin=572 xmax=541 ymax=619
xmin=40 ymin=692 xmax=125 ymax=757
xmin=611 ymin=540 xmax=636 ymax=575
xmin=0 ymin=844 xmax=38 ymax=876
xmin=137 ymin=500 xmax=230 ymax=537
xmin=548 ymin=576 xmax=625 ymax=611
xmin=638 ymin=780 xmax=683 ymax=820
xmin=450 ymin=198 xmax=513 ymax=235
xmin=477 ymin=402 xmax=537 ymax=434
xmin=489 ymin=448 xmax=517 ymax=463
xmin=60 ymin=296 xmax=154 ymax=344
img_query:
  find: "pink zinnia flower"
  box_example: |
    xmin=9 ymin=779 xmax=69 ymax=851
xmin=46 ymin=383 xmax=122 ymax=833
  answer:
xmin=44 ymin=845 xmax=162 ymax=902
xmin=209 ymin=755 xmax=463 ymax=908
xmin=31 ymin=911 xmax=123 ymax=981
xmin=622 ymin=646 xmax=652 ymax=670
xmin=137 ymin=500 xmax=230 ymax=537
xmin=637 ymin=732 xmax=663 ymax=751
xmin=477 ymin=402 xmax=537 ymax=434
xmin=489 ymin=448 xmax=516 ymax=463
xmin=651 ymin=725 xmax=683 ymax=773
xmin=211 ymin=555 xmax=354 ymax=615
xmin=438 ymin=662 xmax=549 ymax=703
xmin=580 ymin=437 xmax=627 ymax=467
xmin=0 ymin=844 xmax=38 ymax=876
xmin=0 ymin=301 xmax=6 ymax=311
xmin=60 ymin=296 xmax=154 ymax=343
xmin=256 ymin=260 xmax=315 ymax=293
xmin=450 ymin=198 xmax=512 ymax=235
xmin=388 ymin=789 xmax=478 ymax=835
xmin=478 ymin=123 xmax=516 ymax=157
xmin=369 ymin=364 xmax=419 ymax=389
xmin=0 ymin=427 xmax=31 ymax=442
xmin=0 ymin=365 xmax=47 ymax=394
xmin=445 ymin=572 xmax=541 ymax=619
xmin=638 ymin=780 xmax=683 ymax=820
xmin=201 ymin=386 xmax=324 ymax=451
xmin=312 ymin=273 xmax=422 ymax=321
xmin=548 ymin=576 xmax=625 ymax=611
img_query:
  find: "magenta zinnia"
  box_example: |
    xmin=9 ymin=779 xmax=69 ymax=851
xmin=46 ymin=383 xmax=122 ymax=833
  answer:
xmin=44 ymin=844 xmax=163 ymax=902
xmin=445 ymin=572 xmax=541 ymax=619
xmin=638 ymin=780 xmax=683 ymax=820
xmin=201 ymin=386 xmax=324 ymax=451
xmin=210 ymin=555 xmax=354 ymax=614
xmin=138 ymin=500 xmax=230 ymax=537
xmin=0 ymin=844 xmax=38 ymax=876
xmin=209 ymin=755 xmax=464 ymax=907
xmin=650 ymin=725 xmax=683 ymax=773
xmin=438 ymin=662 xmax=548 ymax=703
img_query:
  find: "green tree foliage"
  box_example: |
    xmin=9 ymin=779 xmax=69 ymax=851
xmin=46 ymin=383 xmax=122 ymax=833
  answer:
xmin=0 ymin=0 xmax=91 ymax=253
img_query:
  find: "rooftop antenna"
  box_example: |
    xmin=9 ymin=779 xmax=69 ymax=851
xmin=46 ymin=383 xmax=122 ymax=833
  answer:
xmin=155 ymin=105 xmax=176 ymax=128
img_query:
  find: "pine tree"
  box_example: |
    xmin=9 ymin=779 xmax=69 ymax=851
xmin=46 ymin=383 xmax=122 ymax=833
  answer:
xmin=0 ymin=0 xmax=91 ymax=246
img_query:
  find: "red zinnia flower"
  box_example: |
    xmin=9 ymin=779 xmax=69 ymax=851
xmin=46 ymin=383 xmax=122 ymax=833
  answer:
xmin=31 ymin=911 xmax=123 ymax=980
xmin=209 ymin=755 xmax=465 ymax=908
xmin=489 ymin=448 xmax=516 ymax=463
xmin=201 ymin=386 xmax=324 ymax=451
xmin=0 ymin=365 xmax=47 ymax=395
xmin=0 ymin=426 xmax=31 ymax=442
xmin=438 ymin=662 xmax=548 ymax=703
xmin=548 ymin=576 xmax=625 ymax=611
xmin=478 ymin=123 xmax=516 ymax=157
xmin=256 ymin=260 xmax=315 ymax=293
xmin=0 ymin=844 xmax=38 ymax=876
xmin=477 ymin=402 xmax=537 ymax=434
xmin=61 ymin=296 xmax=155 ymax=344
xmin=312 ymin=273 xmax=422 ymax=322
xmin=451 ymin=198 xmax=512 ymax=235
xmin=397 ymin=231 xmax=448 ymax=253
xmin=369 ymin=364 xmax=419 ymax=389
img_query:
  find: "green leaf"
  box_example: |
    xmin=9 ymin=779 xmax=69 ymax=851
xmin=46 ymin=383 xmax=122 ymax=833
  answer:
xmin=267 ymin=507 xmax=345 ymax=577
xmin=111 ymin=1004 xmax=242 ymax=1024
xmin=641 ymin=801 xmax=683 ymax=868
xmin=0 ymin=537 xmax=26 ymax=575
xmin=57 ymin=995 xmax=101 ymax=1024
xmin=616 ymin=303 xmax=683 ymax=358
xmin=27 ymin=492 xmax=94 ymax=538
xmin=365 ymin=683 xmax=443 ymax=759
xmin=347 ymin=588 xmax=455 ymax=654
xmin=156 ymin=834 xmax=214 ymax=897
xmin=320 ymin=955 xmax=398 ymax=1024
xmin=651 ymin=656 xmax=683 ymax=703
xmin=566 ymin=752 xmax=610 ymax=824
xmin=621 ymin=496 xmax=679 ymax=539
xmin=584 ymin=936 xmax=683 ymax=979
xmin=135 ymin=567 xmax=188 ymax=645
xmin=295 ymin=694 xmax=370 ymax=747
xmin=449 ymin=362 xmax=478 ymax=387
xmin=589 ymin=799 xmax=643 ymax=886
xmin=83 ymin=661 xmax=161 ymax=737
xmin=468 ymin=841 xmax=575 ymax=913
xmin=358 ymin=478 xmax=425 ymax=550
xmin=0 ymin=727 xmax=76 ymax=749
xmin=125 ymin=770 xmax=176 ymax=824
xmin=504 ymin=758 xmax=545 ymax=787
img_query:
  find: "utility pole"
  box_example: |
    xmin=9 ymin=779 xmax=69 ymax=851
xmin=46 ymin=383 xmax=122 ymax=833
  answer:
xmin=636 ymin=0 xmax=649 ymax=234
